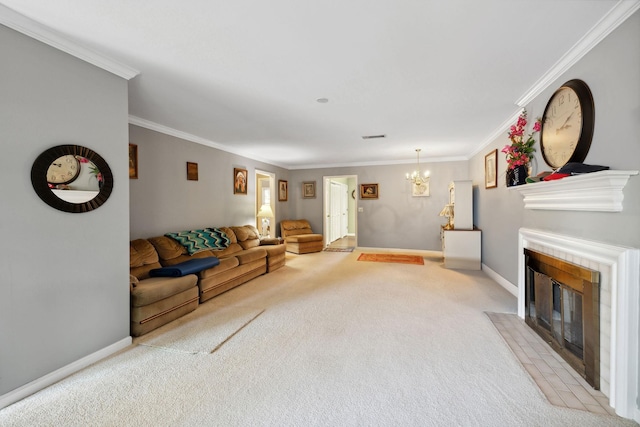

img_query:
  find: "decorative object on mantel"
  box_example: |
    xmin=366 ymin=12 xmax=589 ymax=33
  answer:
xmin=540 ymin=79 xmax=595 ymax=169
xmin=540 ymin=162 xmax=609 ymax=182
xmin=502 ymin=110 xmax=541 ymax=187
xmin=405 ymin=148 xmax=430 ymax=196
xmin=439 ymin=204 xmax=454 ymax=229
xmin=508 ymin=169 xmax=638 ymax=212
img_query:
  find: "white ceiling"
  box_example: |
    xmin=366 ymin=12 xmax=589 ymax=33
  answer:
xmin=1 ymin=0 xmax=634 ymax=169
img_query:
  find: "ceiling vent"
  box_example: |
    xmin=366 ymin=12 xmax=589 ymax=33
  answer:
xmin=361 ymin=134 xmax=386 ymax=140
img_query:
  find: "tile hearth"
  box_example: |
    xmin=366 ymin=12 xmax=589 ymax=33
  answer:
xmin=487 ymin=312 xmax=616 ymax=416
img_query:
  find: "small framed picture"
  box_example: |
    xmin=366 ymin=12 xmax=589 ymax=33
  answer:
xmin=412 ymin=181 xmax=430 ymax=197
xmin=278 ymin=179 xmax=288 ymax=201
xmin=360 ymin=183 xmax=378 ymax=199
xmin=128 ymin=143 xmax=138 ymax=179
xmin=234 ymin=168 xmax=248 ymax=195
xmin=186 ymin=162 xmax=198 ymax=181
xmin=302 ymin=181 xmax=316 ymax=199
xmin=485 ymin=149 xmax=498 ymax=189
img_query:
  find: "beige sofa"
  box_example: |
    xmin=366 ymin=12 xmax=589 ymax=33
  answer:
xmin=129 ymin=239 xmax=199 ymax=337
xmin=129 ymin=225 xmax=286 ymax=336
xmin=280 ymin=219 xmax=324 ymax=254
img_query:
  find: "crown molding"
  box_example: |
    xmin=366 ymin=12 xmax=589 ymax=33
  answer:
xmin=515 ymin=0 xmax=640 ymax=107
xmin=128 ymin=115 xmax=289 ymax=169
xmin=470 ymin=108 xmax=524 ymax=159
xmin=0 ymin=4 xmax=139 ymax=80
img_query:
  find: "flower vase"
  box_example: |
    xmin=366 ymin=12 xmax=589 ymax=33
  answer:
xmin=506 ymin=165 xmax=528 ymax=187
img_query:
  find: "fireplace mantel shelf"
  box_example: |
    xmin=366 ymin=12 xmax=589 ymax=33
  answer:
xmin=508 ymin=170 xmax=638 ymax=212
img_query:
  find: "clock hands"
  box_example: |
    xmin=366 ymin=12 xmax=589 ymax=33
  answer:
xmin=555 ymin=112 xmax=573 ymax=134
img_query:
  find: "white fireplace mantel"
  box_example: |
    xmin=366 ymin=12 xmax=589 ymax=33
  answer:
xmin=508 ymin=170 xmax=638 ymax=212
xmin=518 ymin=228 xmax=640 ymax=422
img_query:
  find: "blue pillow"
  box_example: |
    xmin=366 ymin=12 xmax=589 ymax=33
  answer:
xmin=165 ymin=228 xmax=230 ymax=255
xmin=150 ymin=257 xmax=220 ymax=277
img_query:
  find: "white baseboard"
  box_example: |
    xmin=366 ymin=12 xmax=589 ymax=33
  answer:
xmin=0 ymin=336 xmax=132 ymax=410
xmin=482 ymin=263 xmax=518 ymax=297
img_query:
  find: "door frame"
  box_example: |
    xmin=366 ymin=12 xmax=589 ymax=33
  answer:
xmin=255 ymin=169 xmax=276 ymax=237
xmin=323 ymin=175 xmax=357 ymax=248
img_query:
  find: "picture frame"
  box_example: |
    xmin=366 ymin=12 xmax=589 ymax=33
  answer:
xmin=485 ymin=149 xmax=498 ymax=189
xmin=360 ymin=183 xmax=379 ymax=199
xmin=186 ymin=162 xmax=198 ymax=181
xmin=128 ymin=143 xmax=138 ymax=179
xmin=234 ymin=167 xmax=248 ymax=195
xmin=278 ymin=179 xmax=288 ymax=201
xmin=302 ymin=181 xmax=316 ymax=199
xmin=412 ymin=181 xmax=430 ymax=197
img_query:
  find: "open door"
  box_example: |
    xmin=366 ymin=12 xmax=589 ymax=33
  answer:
xmin=255 ymin=170 xmax=276 ymax=237
xmin=323 ymin=175 xmax=357 ymax=249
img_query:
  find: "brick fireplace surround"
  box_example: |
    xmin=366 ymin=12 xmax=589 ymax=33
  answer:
xmin=517 ymin=228 xmax=639 ymax=422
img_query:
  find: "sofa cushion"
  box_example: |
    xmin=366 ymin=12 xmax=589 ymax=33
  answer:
xmin=234 ymin=247 xmax=267 ymax=265
xmin=286 ymin=234 xmax=323 ymax=243
xmin=148 ymin=236 xmax=187 ymax=260
xmin=130 ymin=239 xmax=163 ymax=280
xmin=199 ymin=256 xmax=239 ymax=279
xmin=130 ymin=275 xmax=198 ymax=307
xmin=281 ymin=219 xmax=314 ymax=237
xmin=232 ymin=225 xmax=261 ymax=250
xmin=164 ymin=228 xmax=230 ymax=255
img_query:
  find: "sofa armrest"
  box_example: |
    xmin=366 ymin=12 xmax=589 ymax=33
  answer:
xmin=260 ymin=237 xmax=283 ymax=246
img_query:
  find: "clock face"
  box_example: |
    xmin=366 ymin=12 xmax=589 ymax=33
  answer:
xmin=47 ymin=155 xmax=80 ymax=184
xmin=540 ymin=79 xmax=595 ymax=169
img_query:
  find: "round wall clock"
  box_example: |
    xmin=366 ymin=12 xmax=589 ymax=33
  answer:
xmin=47 ymin=154 xmax=80 ymax=184
xmin=540 ymin=79 xmax=595 ymax=169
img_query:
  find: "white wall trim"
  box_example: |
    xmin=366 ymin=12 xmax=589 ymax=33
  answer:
xmin=0 ymin=4 xmax=139 ymax=80
xmin=515 ymin=0 xmax=640 ymax=107
xmin=0 ymin=336 xmax=132 ymax=410
xmin=508 ymin=170 xmax=638 ymax=212
xmin=481 ymin=263 xmax=518 ymax=297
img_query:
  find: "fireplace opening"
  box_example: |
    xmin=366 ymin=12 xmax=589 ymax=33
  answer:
xmin=524 ymin=249 xmax=600 ymax=388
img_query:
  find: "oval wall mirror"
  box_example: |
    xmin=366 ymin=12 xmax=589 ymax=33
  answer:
xmin=31 ymin=144 xmax=114 ymax=213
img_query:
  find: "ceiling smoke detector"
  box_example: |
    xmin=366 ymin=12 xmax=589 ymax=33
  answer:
xmin=361 ymin=134 xmax=386 ymax=140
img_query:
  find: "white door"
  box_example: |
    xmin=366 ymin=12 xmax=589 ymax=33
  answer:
xmin=330 ymin=182 xmax=343 ymax=242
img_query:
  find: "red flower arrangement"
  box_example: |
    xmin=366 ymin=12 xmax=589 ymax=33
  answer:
xmin=502 ymin=110 xmax=541 ymax=170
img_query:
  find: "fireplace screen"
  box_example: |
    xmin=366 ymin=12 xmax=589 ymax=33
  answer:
xmin=524 ymin=249 xmax=600 ymax=388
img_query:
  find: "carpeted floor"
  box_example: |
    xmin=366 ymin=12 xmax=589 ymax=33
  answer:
xmin=357 ymin=252 xmax=425 ymax=265
xmin=0 ymin=249 xmax=635 ymax=426
xmin=324 ymin=247 xmax=354 ymax=252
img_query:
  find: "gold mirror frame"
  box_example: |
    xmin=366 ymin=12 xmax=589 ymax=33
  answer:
xmin=31 ymin=144 xmax=114 ymax=213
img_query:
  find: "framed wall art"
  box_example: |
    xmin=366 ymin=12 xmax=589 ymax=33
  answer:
xmin=186 ymin=162 xmax=198 ymax=181
xmin=485 ymin=149 xmax=497 ymax=189
xmin=360 ymin=183 xmax=378 ymax=199
xmin=234 ymin=168 xmax=248 ymax=195
xmin=278 ymin=179 xmax=288 ymax=201
xmin=128 ymin=143 xmax=138 ymax=179
xmin=302 ymin=181 xmax=316 ymax=199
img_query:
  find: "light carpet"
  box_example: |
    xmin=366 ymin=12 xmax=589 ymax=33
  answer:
xmin=324 ymin=247 xmax=355 ymax=252
xmin=357 ymin=252 xmax=425 ymax=265
xmin=0 ymin=249 xmax=635 ymax=427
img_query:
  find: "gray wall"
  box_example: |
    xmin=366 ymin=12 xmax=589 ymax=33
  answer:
xmin=290 ymin=161 xmax=469 ymax=250
xmin=129 ymin=125 xmax=290 ymax=239
xmin=0 ymin=25 xmax=130 ymax=395
xmin=471 ymin=11 xmax=640 ymax=286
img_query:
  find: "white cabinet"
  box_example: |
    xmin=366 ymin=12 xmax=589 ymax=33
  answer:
xmin=443 ymin=229 xmax=481 ymax=270
xmin=449 ymin=180 xmax=473 ymax=230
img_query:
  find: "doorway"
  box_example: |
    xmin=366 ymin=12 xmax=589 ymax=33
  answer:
xmin=255 ymin=170 xmax=276 ymax=238
xmin=323 ymin=175 xmax=357 ymax=249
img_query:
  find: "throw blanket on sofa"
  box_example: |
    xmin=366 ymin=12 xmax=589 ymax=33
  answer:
xmin=165 ymin=228 xmax=230 ymax=255
xmin=149 ymin=257 xmax=220 ymax=277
